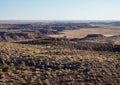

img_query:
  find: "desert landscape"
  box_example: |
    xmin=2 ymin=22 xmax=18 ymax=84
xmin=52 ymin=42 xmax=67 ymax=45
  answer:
xmin=0 ymin=0 xmax=120 ymax=85
xmin=0 ymin=21 xmax=119 ymax=85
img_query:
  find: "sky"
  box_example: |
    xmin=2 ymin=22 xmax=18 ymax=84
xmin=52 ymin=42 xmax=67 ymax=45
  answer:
xmin=0 ymin=0 xmax=120 ymax=20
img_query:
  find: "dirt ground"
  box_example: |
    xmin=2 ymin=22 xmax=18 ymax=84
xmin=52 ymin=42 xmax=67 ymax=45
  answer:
xmin=49 ymin=26 xmax=120 ymax=39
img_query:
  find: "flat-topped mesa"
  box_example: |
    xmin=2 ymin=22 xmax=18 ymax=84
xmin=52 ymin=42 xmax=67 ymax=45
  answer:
xmin=79 ymin=34 xmax=106 ymax=41
xmin=70 ymin=34 xmax=105 ymax=42
xmin=85 ymin=34 xmax=105 ymax=38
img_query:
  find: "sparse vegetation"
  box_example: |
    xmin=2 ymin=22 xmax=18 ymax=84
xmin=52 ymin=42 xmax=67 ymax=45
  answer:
xmin=2 ymin=65 xmax=10 ymax=72
xmin=0 ymin=71 xmax=4 ymax=79
xmin=0 ymin=38 xmax=119 ymax=85
xmin=0 ymin=22 xmax=120 ymax=85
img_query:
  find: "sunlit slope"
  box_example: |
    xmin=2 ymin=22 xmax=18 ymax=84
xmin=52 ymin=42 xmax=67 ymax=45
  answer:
xmin=0 ymin=39 xmax=119 ymax=85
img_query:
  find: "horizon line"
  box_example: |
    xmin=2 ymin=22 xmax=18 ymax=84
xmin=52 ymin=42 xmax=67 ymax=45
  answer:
xmin=0 ymin=20 xmax=120 ymax=22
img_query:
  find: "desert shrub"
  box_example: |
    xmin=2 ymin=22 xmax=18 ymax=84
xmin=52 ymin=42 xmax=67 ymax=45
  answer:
xmin=0 ymin=71 xmax=4 ymax=79
xmin=44 ymin=79 xmax=51 ymax=85
xmin=20 ymin=78 xmax=27 ymax=85
xmin=2 ymin=65 xmax=10 ymax=72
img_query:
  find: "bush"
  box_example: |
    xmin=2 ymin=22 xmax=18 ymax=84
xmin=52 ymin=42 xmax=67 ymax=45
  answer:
xmin=0 ymin=71 xmax=4 ymax=79
xmin=2 ymin=65 xmax=10 ymax=72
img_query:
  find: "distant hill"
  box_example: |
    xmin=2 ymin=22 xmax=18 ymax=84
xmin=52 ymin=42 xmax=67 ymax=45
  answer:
xmin=0 ymin=31 xmax=46 ymax=41
xmin=111 ymin=22 xmax=120 ymax=26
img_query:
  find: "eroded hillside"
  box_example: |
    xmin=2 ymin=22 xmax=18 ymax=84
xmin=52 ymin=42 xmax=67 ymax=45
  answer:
xmin=0 ymin=23 xmax=95 ymax=41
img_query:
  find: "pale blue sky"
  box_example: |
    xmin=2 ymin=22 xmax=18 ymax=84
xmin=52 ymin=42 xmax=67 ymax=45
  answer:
xmin=0 ymin=0 xmax=120 ymax=20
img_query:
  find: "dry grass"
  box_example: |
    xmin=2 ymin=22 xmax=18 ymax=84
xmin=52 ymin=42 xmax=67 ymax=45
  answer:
xmin=0 ymin=39 xmax=119 ymax=85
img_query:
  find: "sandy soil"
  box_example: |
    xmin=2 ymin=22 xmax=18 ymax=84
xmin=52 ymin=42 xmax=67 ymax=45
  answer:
xmin=49 ymin=27 xmax=120 ymax=39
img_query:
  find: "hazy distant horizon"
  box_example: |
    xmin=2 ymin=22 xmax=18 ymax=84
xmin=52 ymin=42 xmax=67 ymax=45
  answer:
xmin=0 ymin=20 xmax=120 ymax=23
